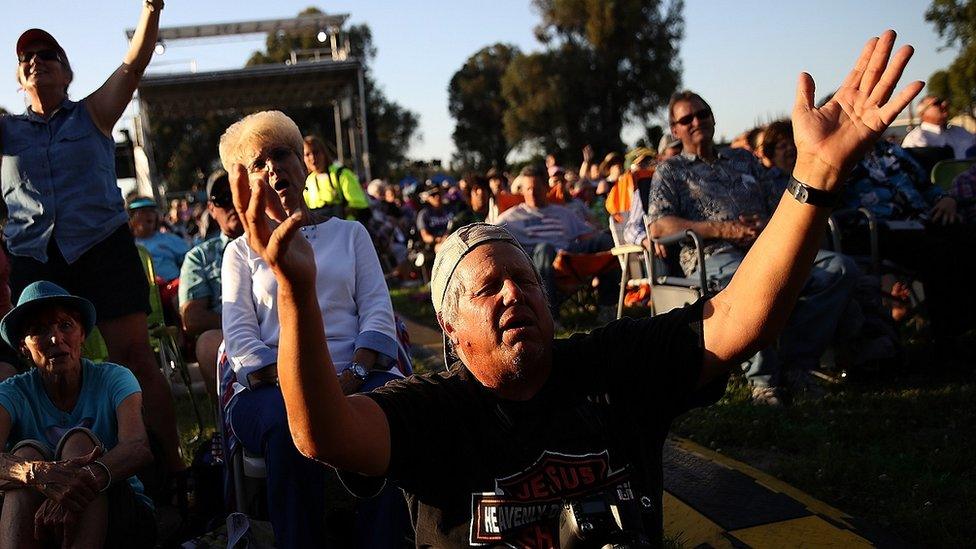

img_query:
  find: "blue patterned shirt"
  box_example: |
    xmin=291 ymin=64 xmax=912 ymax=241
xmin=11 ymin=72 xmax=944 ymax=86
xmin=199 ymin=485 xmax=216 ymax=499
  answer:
xmin=843 ymin=141 xmax=943 ymax=220
xmin=642 ymin=149 xmax=774 ymax=274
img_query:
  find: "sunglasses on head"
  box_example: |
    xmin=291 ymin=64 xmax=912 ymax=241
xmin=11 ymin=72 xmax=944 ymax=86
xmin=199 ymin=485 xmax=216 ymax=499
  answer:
xmin=673 ymin=108 xmax=712 ymax=127
xmin=18 ymin=49 xmax=60 ymax=64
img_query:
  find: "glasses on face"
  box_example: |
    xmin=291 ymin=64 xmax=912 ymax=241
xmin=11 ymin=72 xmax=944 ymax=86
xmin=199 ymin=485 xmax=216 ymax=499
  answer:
xmin=248 ymin=147 xmax=295 ymax=174
xmin=672 ymin=108 xmax=712 ymax=127
xmin=18 ymin=49 xmax=61 ymax=64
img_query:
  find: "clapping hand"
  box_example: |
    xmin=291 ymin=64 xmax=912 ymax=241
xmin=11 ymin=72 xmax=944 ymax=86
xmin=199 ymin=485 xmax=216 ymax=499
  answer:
xmin=230 ymin=165 xmax=316 ymax=287
xmin=792 ymin=30 xmax=923 ymax=190
xmin=582 ymin=144 xmax=594 ymax=163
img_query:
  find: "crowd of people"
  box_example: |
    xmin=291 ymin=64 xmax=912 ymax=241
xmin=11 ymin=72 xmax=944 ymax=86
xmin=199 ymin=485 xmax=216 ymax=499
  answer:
xmin=0 ymin=6 xmax=961 ymax=548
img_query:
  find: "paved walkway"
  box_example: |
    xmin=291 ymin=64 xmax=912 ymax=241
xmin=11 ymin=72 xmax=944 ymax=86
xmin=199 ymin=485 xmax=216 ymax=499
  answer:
xmin=398 ymin=316 xmax=902 ymax=548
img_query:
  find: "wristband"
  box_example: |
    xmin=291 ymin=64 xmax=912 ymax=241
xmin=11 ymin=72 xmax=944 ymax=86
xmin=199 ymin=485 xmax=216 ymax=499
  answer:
xmin=85 ymin=465 xmax=98 ymax=485
xmin=787 ymin=177 xmax=841 ymax=208
xmin=91 ymin=460 xmax=112 ymax=492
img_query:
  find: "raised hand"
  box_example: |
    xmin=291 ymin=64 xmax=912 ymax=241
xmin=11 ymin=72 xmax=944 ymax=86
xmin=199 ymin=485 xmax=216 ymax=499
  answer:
xmin=229 ymin=165 xmax=316 ymax=288
xmin=792 ymin=30 xmax=924 ymax=190
xmin=582 ymin=144 xmax=594 ymax=163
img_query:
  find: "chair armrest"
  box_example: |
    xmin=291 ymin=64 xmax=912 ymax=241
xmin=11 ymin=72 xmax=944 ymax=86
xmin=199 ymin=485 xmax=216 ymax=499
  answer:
xmin=610 ymin=244 xmax=645 ymax=256
xmin=655 ymin=276 xmax=704 ymax=290
xmin=651 ymin=230 xmax=691 ymax=246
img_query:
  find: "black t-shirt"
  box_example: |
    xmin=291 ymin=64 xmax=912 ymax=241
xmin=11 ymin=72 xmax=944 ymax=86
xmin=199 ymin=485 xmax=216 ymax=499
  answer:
xmin=364 ymin=299 xmax=724 ymax=548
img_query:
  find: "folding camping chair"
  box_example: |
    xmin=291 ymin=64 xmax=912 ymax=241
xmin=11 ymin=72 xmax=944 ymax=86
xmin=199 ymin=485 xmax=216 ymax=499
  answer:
xmin=607 ymin=215 xmax=649 ymax=319
xmin=642 ymin=214 xmax=710 ymax=316
xmin=138 ymin=245 xmax=205 ymax=443
xmin=930 ymin=158 xmax=975 ymax=191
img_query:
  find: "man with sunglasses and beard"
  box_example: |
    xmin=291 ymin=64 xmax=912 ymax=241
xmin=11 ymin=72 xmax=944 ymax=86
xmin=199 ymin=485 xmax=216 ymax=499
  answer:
xmin=630 ymin=91 xmax=860 ymax=406
xmin=178 ymin=170 xmax=243 ymax=402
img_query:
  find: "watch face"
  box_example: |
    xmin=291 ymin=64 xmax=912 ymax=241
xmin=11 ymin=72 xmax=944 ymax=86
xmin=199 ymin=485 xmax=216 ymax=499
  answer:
xmin=351 ymin=363 xmax=368 ymax=380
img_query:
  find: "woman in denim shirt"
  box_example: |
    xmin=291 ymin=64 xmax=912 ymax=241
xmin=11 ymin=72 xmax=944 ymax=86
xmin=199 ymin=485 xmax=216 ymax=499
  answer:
xmin=0 ymin=1 xmax=185 ymax=476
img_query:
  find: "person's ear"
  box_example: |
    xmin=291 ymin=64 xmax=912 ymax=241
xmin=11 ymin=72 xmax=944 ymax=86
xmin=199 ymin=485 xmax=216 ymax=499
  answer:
xmin=439 ymin=314 xmax=460 ymax=347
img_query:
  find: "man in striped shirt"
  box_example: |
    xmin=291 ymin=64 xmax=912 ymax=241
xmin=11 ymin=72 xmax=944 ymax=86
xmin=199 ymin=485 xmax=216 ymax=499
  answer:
xmin=496 ymin=165 xmax=614 ymax=315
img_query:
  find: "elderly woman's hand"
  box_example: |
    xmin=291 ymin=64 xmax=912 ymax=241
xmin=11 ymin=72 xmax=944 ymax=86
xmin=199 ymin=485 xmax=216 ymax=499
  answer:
xmin=230 ymin=165 xmax=317 ymax=288
xmin=33 ymin=499 xmax=79 ymax=543
xmin=28 ymin=447 xmax=102 ymax=513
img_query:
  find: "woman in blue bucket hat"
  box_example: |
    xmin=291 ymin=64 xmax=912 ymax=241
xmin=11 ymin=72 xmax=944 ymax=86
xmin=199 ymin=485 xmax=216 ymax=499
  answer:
xmin=0 ymin=281 xmax=155 ymax=548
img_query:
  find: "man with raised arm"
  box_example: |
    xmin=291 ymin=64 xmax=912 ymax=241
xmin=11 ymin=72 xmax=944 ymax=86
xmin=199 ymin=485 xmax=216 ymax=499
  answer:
xmin=230 ymin=32 xmax=920 ymax=548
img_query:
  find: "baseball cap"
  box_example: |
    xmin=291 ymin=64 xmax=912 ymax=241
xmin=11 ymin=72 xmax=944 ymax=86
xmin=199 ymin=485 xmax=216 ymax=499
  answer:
xmin=16 ymin=29 xmax=67 ymax=62
xmin=206 ymin=170 xmax=230 ymax=200
xmin=127 ymin=197 xmax=157 ymax=211
xmin=658 ymin=134 xmax=681 ymax=155
xmin=627 ymin=147 xmax=655 ymax=168
xmin=430 ymin=223 xmax=529 ymax=316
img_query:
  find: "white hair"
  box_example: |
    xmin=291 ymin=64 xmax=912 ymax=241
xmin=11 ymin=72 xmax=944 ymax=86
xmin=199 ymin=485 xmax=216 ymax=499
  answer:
xmin=218 ymin=110 xmax=304 ymax=172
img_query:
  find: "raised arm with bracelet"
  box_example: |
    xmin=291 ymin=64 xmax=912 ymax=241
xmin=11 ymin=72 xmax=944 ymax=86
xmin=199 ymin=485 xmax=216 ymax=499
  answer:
xmin=698 ymin=31 xmax=922 ymax=384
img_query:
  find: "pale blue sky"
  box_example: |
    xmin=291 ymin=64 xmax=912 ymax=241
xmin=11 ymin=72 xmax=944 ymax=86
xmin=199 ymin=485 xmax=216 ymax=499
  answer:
xmin=0 ymin=1 xmax=955 ymax=163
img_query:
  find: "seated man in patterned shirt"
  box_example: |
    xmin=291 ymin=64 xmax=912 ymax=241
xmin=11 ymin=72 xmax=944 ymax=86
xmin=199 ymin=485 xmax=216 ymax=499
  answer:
xmin=626 ymin=91 xmax=859 ymax=405
xmin=178 ymin=171 xmax=243 ymax=401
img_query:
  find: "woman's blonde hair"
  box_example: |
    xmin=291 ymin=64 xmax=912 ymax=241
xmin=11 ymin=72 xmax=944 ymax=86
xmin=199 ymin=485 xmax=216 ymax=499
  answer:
xmin=218 ymin=110 xmax=304 ymax=172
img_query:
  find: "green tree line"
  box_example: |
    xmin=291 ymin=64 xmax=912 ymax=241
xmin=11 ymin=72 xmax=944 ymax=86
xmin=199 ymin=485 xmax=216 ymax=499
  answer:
xmin=449 ymin=0 xmax=684 ymax=171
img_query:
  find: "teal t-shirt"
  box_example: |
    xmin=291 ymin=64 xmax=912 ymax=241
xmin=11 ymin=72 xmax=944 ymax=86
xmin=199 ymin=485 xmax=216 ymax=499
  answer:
xmin=0 ymin=359 xmax=149 ymax=506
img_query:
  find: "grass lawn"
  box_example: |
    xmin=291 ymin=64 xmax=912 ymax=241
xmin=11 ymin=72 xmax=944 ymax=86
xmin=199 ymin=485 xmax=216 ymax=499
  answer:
xmin=391 ymin=283 xmax=976 ymax=546
xmin=672 ymin=375 xmax=975 ymax=547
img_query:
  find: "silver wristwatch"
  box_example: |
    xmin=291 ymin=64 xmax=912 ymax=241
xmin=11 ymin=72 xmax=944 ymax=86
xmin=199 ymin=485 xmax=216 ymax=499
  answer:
xmin=349 ymin=362 xmax=369 ymax=382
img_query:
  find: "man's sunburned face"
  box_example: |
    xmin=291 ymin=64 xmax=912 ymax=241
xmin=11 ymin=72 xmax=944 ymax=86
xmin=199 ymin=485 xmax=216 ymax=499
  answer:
xmin=671 ymin=98 xmax=715 ymax=150
xmin=443 ymin=243 xmax=553 ymax=389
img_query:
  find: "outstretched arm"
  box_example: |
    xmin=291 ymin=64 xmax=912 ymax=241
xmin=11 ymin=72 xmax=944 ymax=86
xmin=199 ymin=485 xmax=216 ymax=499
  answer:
xmin=699 ymin=31 xmax=923 ymax=385
xmin=229 ymin=166 xmax=392 ymax=476
xmin=86 ymin=0 xmax=163 ymax=136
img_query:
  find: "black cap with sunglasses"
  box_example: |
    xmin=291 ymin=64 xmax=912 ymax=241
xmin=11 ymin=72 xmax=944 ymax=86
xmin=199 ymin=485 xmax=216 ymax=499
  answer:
xmin=206 ymin=170 xmax=232 ymax=209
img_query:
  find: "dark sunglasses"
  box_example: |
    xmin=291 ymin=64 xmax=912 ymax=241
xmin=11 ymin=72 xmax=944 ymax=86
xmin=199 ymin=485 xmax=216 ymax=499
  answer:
xmin=18 ymin=49 xmax=61 ymax=64
xmin=672 ymin=108 xmax=712 ymax=126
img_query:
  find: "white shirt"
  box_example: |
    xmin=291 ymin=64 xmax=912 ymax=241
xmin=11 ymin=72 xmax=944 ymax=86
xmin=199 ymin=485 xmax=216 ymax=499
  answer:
xmin=221 ymin=218 xmax=399 ymax=401
xmin=902 ymin=122 xmax=975 ymax=159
